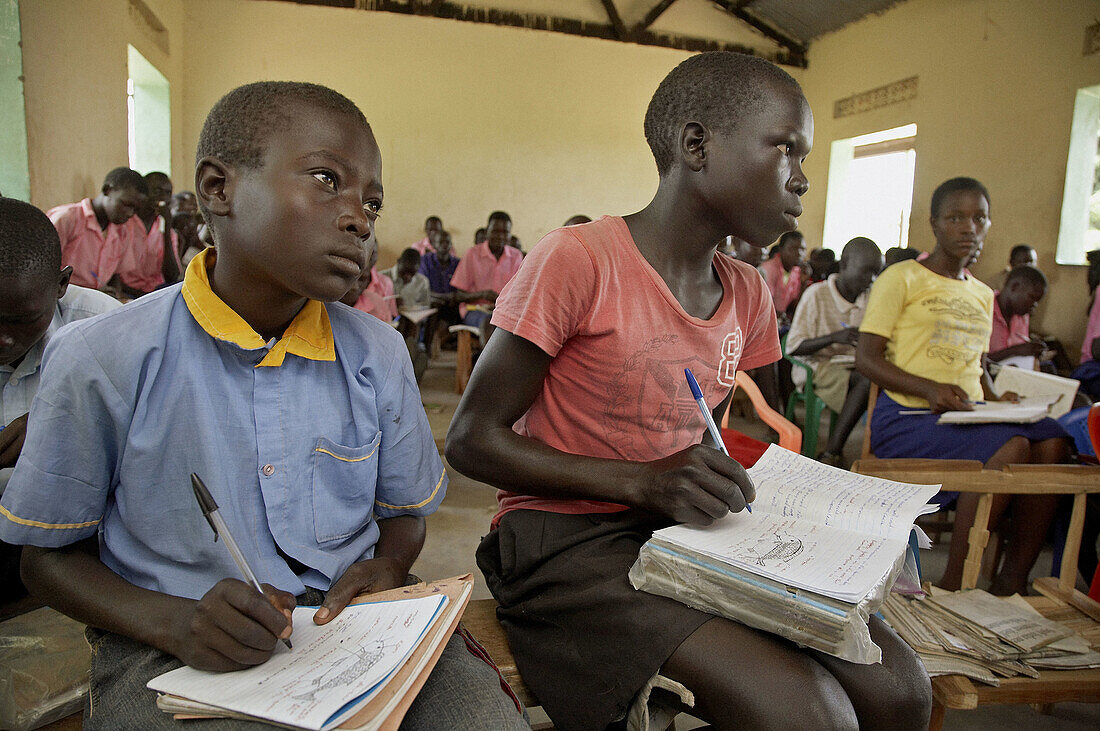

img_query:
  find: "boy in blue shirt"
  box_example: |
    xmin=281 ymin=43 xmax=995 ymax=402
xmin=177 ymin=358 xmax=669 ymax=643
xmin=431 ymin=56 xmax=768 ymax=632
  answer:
xmin=0 ymin=82 xmax=526 ymax=730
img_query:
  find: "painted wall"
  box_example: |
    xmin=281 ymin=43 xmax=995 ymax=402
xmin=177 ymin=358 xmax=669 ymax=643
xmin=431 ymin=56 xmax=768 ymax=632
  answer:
xmin=179 ymin=0 xmax=692 ymax=258
xmin=798 ymin=0 xmax=1100 ymax=355
xmin=20 ymin=0 xmax=186 ymax=209
xmin=0 ymin=0 xmax=30 ymax=200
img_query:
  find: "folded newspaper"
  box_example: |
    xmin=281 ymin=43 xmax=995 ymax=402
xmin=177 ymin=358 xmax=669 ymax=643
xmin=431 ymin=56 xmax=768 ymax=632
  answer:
xmin=629 ymin=445 xmax=939 ymax=664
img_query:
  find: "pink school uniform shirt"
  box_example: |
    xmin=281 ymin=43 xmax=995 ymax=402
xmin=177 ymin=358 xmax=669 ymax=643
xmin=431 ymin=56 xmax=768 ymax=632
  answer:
xmin=47 ymin=199 xmax=135 ymax=289
xmin=449 ymin=242 xmax=524 ymax=317
xmin=490 ymin=216 xmax=780 ymax=524
xmin=119 ymin=216 xmax=177 ymax=293
xmin=366 ymin=267 xmax=398 ymax=320
xmin=759 ymin=254 xmax=803 ymax=314
xmin=1083 ymin=288 xmax=1100 ymax=363
xmin=989 ymin=291 xmax=1030 ymax=353
xmin=411 ymin=236 xmax=433 ymax=255
xmin=351 ymin=289 xmax=394 ymax=322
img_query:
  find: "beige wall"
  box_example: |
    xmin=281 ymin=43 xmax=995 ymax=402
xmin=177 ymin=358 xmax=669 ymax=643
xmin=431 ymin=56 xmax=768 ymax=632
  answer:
xmin=798 ymin=0 xmax=1100 ymax=355
xmin=21 ymin=0 xmax=186 ymax=209
xmin=18 ymin=0 xmax=1100 ymax=355
xmin=178 ymin=0 xmax=690 ymax=260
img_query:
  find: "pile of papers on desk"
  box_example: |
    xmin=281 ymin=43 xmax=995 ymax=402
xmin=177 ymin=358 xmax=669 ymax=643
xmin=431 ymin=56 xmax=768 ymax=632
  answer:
xmin=880 ymin=588 xmax=1100 ymax=685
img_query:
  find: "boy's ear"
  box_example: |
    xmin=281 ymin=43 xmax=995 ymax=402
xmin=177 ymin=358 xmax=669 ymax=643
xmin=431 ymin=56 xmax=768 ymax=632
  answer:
xmin=195 ymin=157 xmax=234 ymax=217
xmin=56 ymin=265 xmax=72 ymax=300
xmin=679 ymin=122 xmax=710 ymax=172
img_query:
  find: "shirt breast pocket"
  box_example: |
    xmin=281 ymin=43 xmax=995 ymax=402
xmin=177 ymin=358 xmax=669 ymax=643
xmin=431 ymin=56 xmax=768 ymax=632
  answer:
xmin=311 ymin=433 xmax=381 ymax=543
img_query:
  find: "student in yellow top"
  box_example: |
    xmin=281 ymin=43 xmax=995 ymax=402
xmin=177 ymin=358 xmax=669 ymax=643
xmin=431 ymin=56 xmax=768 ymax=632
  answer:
xmin=856 ymin=177 xmax=1070 ymax=594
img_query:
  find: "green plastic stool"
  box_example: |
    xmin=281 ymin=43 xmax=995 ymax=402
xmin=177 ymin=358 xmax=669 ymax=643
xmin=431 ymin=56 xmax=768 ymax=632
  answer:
xmin=782 ymin=334 xmax=838 ymax=457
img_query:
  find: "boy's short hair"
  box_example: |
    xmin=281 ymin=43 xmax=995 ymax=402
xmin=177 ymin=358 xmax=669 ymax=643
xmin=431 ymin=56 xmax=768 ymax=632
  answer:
xmin=102 ymin=167 xmax=149 ymax=195
xmin=1004 ymin=264 xmax=1047 ymax=290
xmin=777 ymin=230 xmax=804 ymax=249
xmin=196 ymin=81 xmax=370 ymax=171
xmin=930 ymin=177 xmax=990 ymax=218
xmin=487 ymin=211 xmax=511 ymax=227
xmin=0 ymin=197 xmax=61 ymax=280
xmin=1009 ymin=244 xmax=1035 ymax=263
xmin=644 ymin=51 xmax=801 ymax=176
xmin=399 ymin=248 xmax=421 ymax=266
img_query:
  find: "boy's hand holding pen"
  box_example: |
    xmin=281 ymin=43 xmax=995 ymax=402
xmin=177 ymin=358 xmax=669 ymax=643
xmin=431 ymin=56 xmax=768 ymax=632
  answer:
xmin=184 ymin=474 xmax=295 ymax=671
xmin=624 ymin=369 xmax=755 ymax=526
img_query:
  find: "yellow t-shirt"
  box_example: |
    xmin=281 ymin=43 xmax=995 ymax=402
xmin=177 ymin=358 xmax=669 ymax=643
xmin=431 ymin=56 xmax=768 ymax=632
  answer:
xmin=860 ymin=260 xmax=993 ymax=408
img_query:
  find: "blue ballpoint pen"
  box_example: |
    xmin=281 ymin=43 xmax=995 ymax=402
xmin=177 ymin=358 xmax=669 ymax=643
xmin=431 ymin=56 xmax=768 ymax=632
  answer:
xmin=684 ymin=368 xmax=752 ymax=513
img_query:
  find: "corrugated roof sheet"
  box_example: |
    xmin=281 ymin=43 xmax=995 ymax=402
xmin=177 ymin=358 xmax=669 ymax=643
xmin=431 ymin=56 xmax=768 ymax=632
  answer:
xmin=744 ymin=0 xmax=908 ymax=43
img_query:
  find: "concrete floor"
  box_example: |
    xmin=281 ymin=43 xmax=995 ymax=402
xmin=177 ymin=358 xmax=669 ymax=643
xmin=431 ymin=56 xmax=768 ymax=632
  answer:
xmin=412 ymin=353 xmax=1100 ymax=729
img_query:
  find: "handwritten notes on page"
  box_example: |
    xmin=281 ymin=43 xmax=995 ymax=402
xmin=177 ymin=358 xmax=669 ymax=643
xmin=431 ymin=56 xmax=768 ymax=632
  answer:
xmin=148 ymin=594 xmax=445 ymax=731
xmin=652 ymin=445 xmax=940 ymax=603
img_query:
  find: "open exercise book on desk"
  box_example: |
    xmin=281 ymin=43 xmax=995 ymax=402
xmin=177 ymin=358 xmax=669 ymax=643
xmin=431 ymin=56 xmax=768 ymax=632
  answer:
xmin=149 ymin=575 xmax=473 ymax=731
xmin=630 ymin=446 xmax=939 ymax=664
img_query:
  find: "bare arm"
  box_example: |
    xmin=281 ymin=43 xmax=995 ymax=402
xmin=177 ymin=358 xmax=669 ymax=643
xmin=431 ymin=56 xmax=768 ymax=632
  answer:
xmin=21 ymin=539 xmax=295 ymax=672
xmin=445 ymin=330 xmax=753 ymax=525
xmin=855 ymin=332 xmax=972 ymax=413
xmin=788 ymin=328 xmax=855 ymax=357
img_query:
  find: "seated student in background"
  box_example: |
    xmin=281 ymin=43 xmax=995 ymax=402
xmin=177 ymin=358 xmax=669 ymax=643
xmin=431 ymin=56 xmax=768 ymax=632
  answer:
xmin=787 ymin=237 xmax=883 ymax=466
xmin=364 ymin=238 xmax=399 ymax=321
xmin=0 ymin=81 xmax=527 ymax=729
xmin=47 ymin=167 xmax=148 ymax=291
xmin=447 ymin=52 xmax=930 ymax=731
xmin=342 ymin=235 xmax=395 ymax=323
xmin=884 ymin=246 xmax=921 ymax=267
xmin=411 ymin=215 xmax=442 ymax=255
xmin=988 ymin=265 xmax=1047 ymax=367
xmin=450 ymin=210 xmax=523 ymax=345
xmin=856 ymin=177 xmax=1070 ymax=595
xmin=759 ymin=230 xmax=806 ymax=324
xmin=384 ymin=248 xmax=431 ymax=341
xmin=806 ymin=246 xmax=838 ymax=284
xmin=119 ymin=172 xmax=179 ymax=296
xmin=169 ymin=192 xmax=205 ymax=272
xmin=731 ymin=237 xmax=765 ymax=268
xmin=0 ymin=198 xmax=122 ymax=600
xmin=420 ymin=230 xmax=461 ymax=346
xmin=473 ymin=227 xmax=487 ymax=245
xmin=989 ymin=243 xmax=1038 ymax=291
xmin=1071 ymin=248 xmax=1100 ymax=400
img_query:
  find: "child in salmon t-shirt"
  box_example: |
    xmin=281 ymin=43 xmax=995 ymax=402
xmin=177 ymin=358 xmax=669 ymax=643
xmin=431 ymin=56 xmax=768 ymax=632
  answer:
xmin=446 ymin=52 xmax=930 ymax=731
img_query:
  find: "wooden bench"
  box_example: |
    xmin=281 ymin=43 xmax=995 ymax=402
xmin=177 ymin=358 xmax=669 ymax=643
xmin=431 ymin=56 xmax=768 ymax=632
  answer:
xmin=448 ymin=325 xmax=481 ymax=395
xmin=852 ymin=459 xmax=1100 ymax=729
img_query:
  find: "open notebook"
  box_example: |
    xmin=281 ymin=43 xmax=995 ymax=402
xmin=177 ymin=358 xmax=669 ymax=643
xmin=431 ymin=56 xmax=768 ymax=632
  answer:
xmin=149 ymin=575 xmax=473 ymax=731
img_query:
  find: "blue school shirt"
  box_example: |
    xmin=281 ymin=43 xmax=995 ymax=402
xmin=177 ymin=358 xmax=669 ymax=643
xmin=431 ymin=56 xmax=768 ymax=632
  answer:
xmin=0 ymin=249 xmax=446 ymax=600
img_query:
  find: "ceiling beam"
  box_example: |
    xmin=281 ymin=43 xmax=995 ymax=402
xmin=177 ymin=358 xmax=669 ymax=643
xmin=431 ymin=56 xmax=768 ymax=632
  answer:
xmin=271 ymin=0 xmax=803 ymax=66
xmin=638 ymin=0 xmax=678 ymax=32
xmin=600 ymin=0 xmax=628 ymax=41
xmin=712 ymin=1 xmax=807 ymax=66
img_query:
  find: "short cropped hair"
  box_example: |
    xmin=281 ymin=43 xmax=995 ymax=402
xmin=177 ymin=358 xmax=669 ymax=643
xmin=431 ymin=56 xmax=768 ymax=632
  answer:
xmin=103 ymin=167 xmax=149 ymax=195
xmin=1009 ymin=244 xmax=1035 ymax=263
xmin=931 ymin=177 xmax=990 ymax=218
xmin=644 ymin=51 xmax=801 ymax=177
xmin=487 ymin=211 xmax=511 ymax=227
xmin=398 ymin=247 xmax=421 ymax=266
xmin=425 ymin=215 xmax=441 ymax=228
xmin=0 ymin=197 xmax=61 ymax=281
xmin=777 ymin=230 xmax=804 ymax=249
xmin=1004 ymin=264 xmax=1047 ymax=290
xmin=196 ymin=81 xmax=369 ymax=171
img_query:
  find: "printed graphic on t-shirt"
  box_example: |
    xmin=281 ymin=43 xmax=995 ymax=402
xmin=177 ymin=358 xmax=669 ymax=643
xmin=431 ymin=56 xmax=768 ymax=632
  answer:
xmin=922 ymin=295 xmax=987 ymax=366
xmin=602 ymin=331 xmax=742 ymax=459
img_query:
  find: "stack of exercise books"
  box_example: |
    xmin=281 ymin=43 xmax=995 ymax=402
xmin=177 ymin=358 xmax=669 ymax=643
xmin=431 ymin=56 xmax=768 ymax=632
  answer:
xmin=881 ymin=588 xmax=1100 ymax=684
xmin=629 ymin=445 xmax=939 ymax=664
xmin=148 ymin=575 xmax=473 ymax=731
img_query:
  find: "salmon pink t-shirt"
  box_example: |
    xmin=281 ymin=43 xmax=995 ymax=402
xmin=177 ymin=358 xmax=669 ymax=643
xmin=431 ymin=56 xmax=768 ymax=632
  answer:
xmin=490 ymin=216 xmax=780 ymax=523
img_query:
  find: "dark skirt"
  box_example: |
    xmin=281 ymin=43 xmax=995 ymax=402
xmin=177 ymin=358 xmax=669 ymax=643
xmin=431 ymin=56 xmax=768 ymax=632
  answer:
xmin=476 ymin=509 xmax=712 ymax=731
xmin=870 ymin=390 xmax=1069 ymax=468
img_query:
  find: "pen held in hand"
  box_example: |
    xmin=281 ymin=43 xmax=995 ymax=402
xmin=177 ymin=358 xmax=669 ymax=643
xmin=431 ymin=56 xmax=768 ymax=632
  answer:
xmin=683 ymin=368 xmax=752 ymax=513
xmin=190 ymin=473 xmax=293 ymax=650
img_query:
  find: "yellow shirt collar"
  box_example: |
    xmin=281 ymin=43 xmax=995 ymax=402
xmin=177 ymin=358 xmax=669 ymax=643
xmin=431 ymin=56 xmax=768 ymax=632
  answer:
xmin=181 ymin=248 xmax=335 ymax=368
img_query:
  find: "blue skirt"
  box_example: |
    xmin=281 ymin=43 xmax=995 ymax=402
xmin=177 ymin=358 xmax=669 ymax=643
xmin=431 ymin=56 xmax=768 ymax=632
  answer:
xmin=870 ymin=392 xmax=1070 ymax=504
